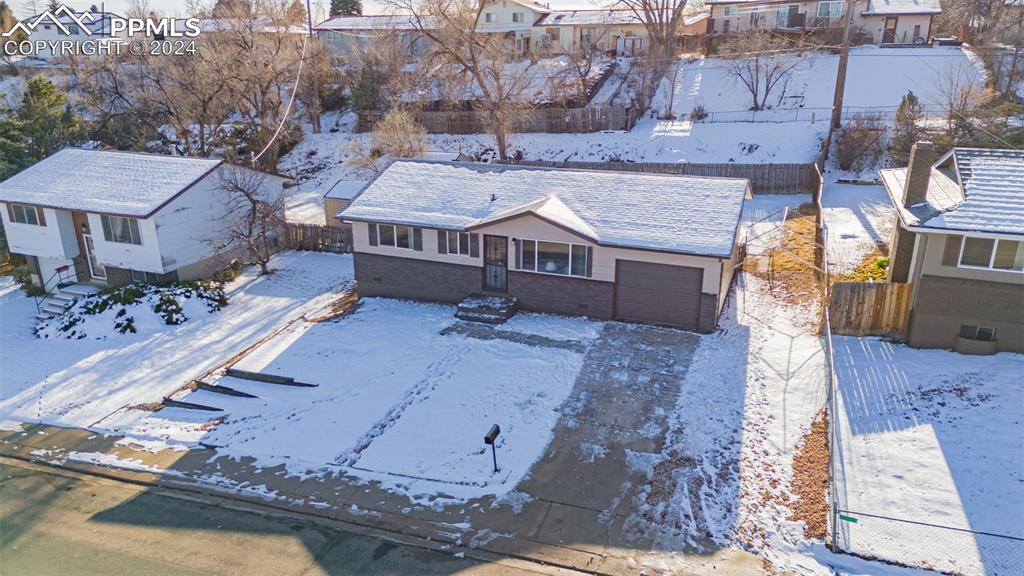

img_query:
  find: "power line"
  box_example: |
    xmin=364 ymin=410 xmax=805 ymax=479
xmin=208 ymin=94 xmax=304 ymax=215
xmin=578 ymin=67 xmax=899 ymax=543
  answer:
xmin=251 ymin=34 xmax=308 ymax=167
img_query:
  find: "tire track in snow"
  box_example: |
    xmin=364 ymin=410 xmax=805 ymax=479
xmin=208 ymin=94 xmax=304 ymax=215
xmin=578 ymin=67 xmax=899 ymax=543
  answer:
xmin=335 ymin=339 xmax=471 ymax=467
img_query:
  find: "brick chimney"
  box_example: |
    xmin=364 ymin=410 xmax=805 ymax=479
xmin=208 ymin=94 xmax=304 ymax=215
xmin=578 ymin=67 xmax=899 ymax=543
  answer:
xmin=903 ymin=141 xmax=938 ymax=208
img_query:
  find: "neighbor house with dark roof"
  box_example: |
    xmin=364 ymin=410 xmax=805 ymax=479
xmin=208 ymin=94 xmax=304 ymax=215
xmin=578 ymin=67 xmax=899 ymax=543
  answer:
xmin=339 ymin=161 xmax=751 ymax=332
xmin=0 ymin=148 xmax=286 ymax=298
xmin=881 ymin=143 xmax=1024 ymax=354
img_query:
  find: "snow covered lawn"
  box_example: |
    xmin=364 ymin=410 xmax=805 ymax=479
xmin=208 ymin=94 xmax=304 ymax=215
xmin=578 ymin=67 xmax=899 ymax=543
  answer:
xmin=0 ymin=251 xmax=353 ymax=432
xmin=669 ymin=46 xmax=984 ymax=119
xmin=822 ymin=182 xmax=895 ymax=273
xmin=122 ymin=298 xmax=599 ymax=502
xmin=833 ymin=338 xmax=1024 ymax=575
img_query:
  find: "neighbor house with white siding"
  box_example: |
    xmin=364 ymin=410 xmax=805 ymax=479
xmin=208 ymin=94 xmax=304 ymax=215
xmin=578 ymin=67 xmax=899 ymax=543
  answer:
xmin=0 ymin=149 xmax=286 ymax=292
xmin=707 ymin=0 xmax=941 ymax=44
xmin=340 ymin=161 xmax=751 ymax=332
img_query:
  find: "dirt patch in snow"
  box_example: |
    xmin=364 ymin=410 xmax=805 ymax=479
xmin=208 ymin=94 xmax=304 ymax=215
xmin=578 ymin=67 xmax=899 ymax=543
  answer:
xmin=788 ymin=411 xmax=829 ymax=540
xmin=746 ymin=203 xmax=824 ymax=313
xmin=643 ymin=449 xmax=696 ymax=528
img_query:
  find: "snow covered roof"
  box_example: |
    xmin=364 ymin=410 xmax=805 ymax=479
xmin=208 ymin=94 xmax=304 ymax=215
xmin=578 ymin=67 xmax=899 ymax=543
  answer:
xmin=341 ymin=161 xmax=750 ymax=257
xmin=324 ymin=179 xmax=369 ymax=201
xmin=880 ymin=148 xmax=1024 ymax=236
xmin=0 ymin=149 xmax=223 ymax=218
xmin=536 ymin=10 xmax=640 ymax=26
xmin=315 ymin=14 xmax=434 ymax=31
xmin=864 ymin=0 xmax=942 ymax=15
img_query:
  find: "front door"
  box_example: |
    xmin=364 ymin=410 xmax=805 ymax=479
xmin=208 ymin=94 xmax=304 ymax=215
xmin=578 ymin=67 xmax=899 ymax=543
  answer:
xmin=883 ymin=17 xmax=898 ymax=43
xmin=483 ymin=235 xmax=508 ymax=292
xmin=82 ymin=234 xmax=106 ymax=280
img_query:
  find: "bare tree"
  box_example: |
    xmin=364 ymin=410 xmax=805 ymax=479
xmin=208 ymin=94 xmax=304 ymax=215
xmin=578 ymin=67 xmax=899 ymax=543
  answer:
xmin=614 ymin=0 xmax=688 ymax=61
xmin=933 ymin=62 xmax=986 ymax=134
xmin=345 ymin=108 xmax=428 ymax=173
xmin=563 ymin=28 xmax=611 ymax=104
xmin=217 ymin=0 xmax=309 ymax=169
xmin=720 ymin=32 xmax=805 ymax=111
xmin=941 ymin=0 xmax=1024 ymax=100
xmin=386 ymin=0 xmax=536 ymax=162
xmin=215 ymin=167 xmax=286 ymax=276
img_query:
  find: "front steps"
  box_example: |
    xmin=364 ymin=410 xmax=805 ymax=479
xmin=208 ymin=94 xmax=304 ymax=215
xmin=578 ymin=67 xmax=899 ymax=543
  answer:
xmin=455 ymin=294 xmax=518 ymax=325
xmin=35 ymin=283 xmax=100 ymax=321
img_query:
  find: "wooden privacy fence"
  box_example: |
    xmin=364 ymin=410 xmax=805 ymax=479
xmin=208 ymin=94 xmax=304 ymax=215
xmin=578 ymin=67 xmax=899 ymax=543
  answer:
xmin=282 ymin=223 xmax=352 ymax=253
xmin=515 ymin=160 xmax=821 ymax=195
xmin=828 ymin=282 xmax=913 ymax=338
xmin=357 ymin=106 xmax=638 ymax=135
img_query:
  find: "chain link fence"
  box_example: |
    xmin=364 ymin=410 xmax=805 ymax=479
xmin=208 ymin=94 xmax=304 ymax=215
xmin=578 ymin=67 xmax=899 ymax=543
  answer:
xmin=834 ymin=509 xmax=1024 ymax=576
xmin=821 ymin=225 xmax=1023 ymax=576
xmin=690 ymin=105 xmax=939 ymax=124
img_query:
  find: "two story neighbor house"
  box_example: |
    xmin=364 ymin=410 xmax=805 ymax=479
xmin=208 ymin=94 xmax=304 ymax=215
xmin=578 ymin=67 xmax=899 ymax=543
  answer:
xmin=707 ymin=0 xmax=941 ymax=44
xmin=881 ymin=143 xmax=1024 ymax=354
xmin=340 ymin=161 xmax=750 ymax=332
xmin=0 ymin=148 xmax=285 ymax=292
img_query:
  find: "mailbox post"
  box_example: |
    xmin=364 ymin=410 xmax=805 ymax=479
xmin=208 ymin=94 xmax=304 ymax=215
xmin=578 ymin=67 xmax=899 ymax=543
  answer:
xmin=484 ymin=424 xmax=500 ymax=473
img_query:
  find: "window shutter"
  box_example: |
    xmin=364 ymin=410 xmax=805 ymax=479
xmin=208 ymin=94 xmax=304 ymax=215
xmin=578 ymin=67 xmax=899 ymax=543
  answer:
xmin=368 ymin=223 xmax=378 ymax=246
xmin=514 ymin=239 xmax=521 ymax=269
xmin=585 ymin=246 xmax=593 ymax=277
xmin=35 ymin=207 xmax=46 ymax=226
xmin=101 ymin=215 xmax=113 ymax=242
xmin=413 ymin=227 xmax=423 ymax=251
xmin=942 ymin=234 xmax=963 ymax=266
xmin=4 ymin=203 xmax=13 ymax=222
xmin=437 ymin=230 xmax=447 ymax=254
xmin=469 ymin=233 xmax=480 ymax=258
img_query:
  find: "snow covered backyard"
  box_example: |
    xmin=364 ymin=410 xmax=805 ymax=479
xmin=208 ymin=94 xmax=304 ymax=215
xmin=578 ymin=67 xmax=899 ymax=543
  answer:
xmin=666 ymin=46 xmax=984 ymax=121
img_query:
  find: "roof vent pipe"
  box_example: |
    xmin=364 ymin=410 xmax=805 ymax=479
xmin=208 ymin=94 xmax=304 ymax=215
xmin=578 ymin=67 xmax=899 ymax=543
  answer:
xmin=491 ymin=193 xmax=497 ymax=202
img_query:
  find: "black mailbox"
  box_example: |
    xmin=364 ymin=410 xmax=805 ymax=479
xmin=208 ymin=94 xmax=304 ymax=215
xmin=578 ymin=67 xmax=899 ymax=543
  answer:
xmin=484 ymin=424 xmax=500 ymax=445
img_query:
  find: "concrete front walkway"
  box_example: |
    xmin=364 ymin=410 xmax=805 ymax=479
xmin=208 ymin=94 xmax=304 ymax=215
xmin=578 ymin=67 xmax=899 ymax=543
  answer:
xmin=0 ymin=322 xmax=762 ymax=576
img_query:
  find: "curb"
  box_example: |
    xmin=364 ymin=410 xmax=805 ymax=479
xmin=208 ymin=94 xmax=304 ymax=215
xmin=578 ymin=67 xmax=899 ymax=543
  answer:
xmin=0 ymin=449 xmax=639 ymax=576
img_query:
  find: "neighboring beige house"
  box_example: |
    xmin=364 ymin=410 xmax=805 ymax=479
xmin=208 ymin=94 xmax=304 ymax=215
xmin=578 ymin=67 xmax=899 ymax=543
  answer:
xmin=315 ymin=14 xmax=436 ymax=58
xmin=706 ymin=0 xmax=940 ymax=44
xmin=486 ymin=5 xmax=709 ymax=56
xmin=881 ymin=143 xmax=1024 ymax=354
xmin=339 ymin=161 xmax=751 ymax=332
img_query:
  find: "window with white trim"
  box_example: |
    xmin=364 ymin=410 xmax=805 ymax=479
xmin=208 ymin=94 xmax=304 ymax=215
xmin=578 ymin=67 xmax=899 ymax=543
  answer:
xmin=958 ymin=236 xmax=1024 ymax=272
xmin=512 ymin=12 xmax=524 ymax=23
xmin=11 ymin=204 xmax=43 ymax=226
xmin=520 ymin=239 xmax=588 ymax=277
xmin=447 ymin=231 xmax=471 ymax=255
xmin=485 ymin=13 xmax=494 ymax=23
xmin=375 ymin=223 xmax=414 ymax=249
xmin=817 ymin=1 xmax=844 ymax=19
xmin=101 ymin=215 xmax=142 ymax=245
xmin=723 ymin=6 xmax=738 ymax=16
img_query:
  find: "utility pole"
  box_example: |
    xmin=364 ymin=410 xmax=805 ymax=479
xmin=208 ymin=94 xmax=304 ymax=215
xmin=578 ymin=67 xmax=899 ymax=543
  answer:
xmin=829 ymin=0 xmax=858 ymax=131
xmin=305 ymin=0 xmax=322 ymax=134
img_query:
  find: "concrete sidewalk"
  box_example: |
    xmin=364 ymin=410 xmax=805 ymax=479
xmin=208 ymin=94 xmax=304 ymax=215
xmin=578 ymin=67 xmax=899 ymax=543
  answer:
xmin=0 ymin=322 xmax=763 ymax=576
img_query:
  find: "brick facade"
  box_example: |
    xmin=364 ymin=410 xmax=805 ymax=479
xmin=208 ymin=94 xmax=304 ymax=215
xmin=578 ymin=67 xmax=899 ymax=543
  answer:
xmin=355 ymin=252 xmax=723 ymax=332
xmin=507 ymin=270 xmax=615 ymax=319
xmin=354 ymin=252 xmax=481 ymax=303
xmin=909 ymin=274 xmax=1024 ymax=353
